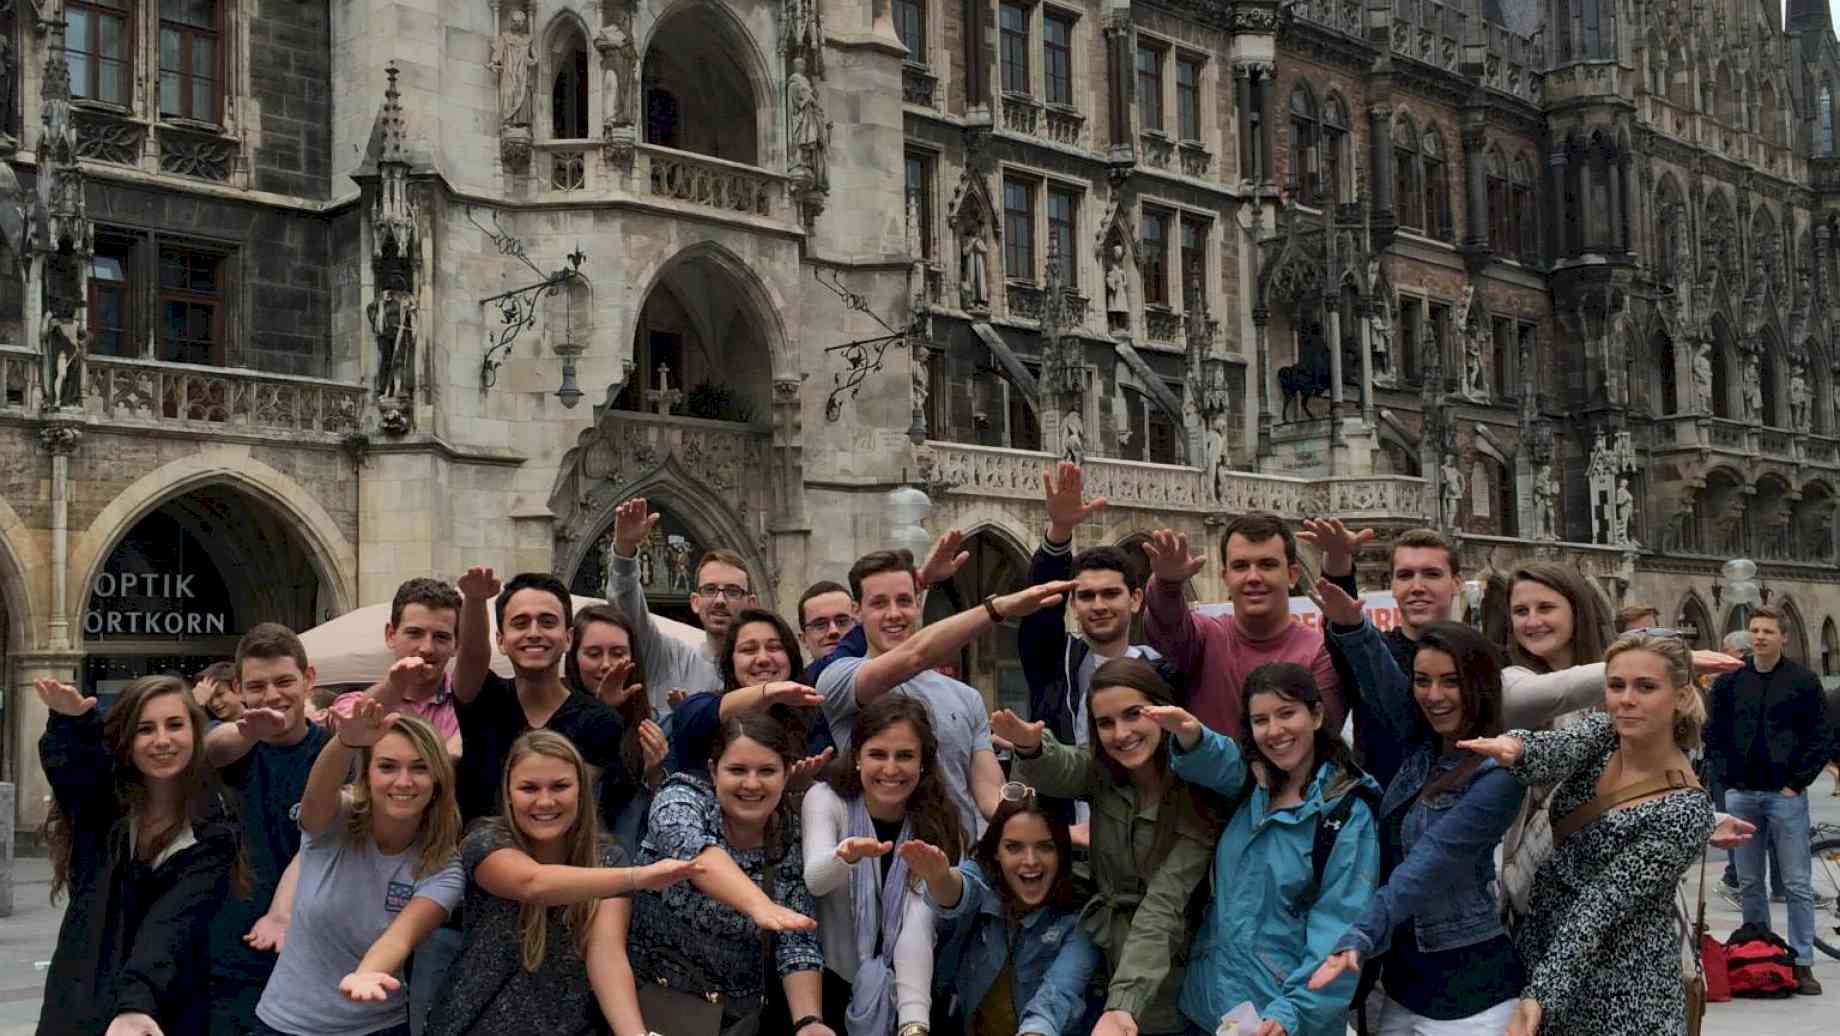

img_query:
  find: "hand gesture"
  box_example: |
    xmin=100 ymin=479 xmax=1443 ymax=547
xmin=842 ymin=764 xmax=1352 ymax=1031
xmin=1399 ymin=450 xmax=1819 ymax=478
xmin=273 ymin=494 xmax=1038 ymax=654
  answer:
xmin=896 ymin=839 xmax=954 ymax=887
xmin=1507 ymin=998 xmax=1542 ymax=1036
xmin=1307 ymin=577 xmax=1365 ymax=629
xmin=835 ymin=836 xmax=894 ymax=865
xmin=1455 ymin=734 xmax=1525 ymax=769
xmin=1252 ymin=1022 xmax=1289 ymax=1036
xmin=34 ymin=678 xmax=96 ymax=718
xmin=595 ymin=658 xmax=643 ymax=709
xmin=764 ymin=682 xmax=823 ymax=709
xmin=1043 ymin=461 xmax=1107 ymax=539
xmin=380 ymin=656 xmax=435 ymax=702
xmin=1142 ymin=705 xmax=1203 ymax=751
xmin=628 ymin=858 xmax=703 ymax=891
xmin=1068 ymin=822 xmax=1090 ymax=849
xmin=612 ymin=498 xmax=661 ymax=558
xmin=235 ymin=707 xmax=292 ymax=742
xmin=637 ymin=719 xmax=668 ymax=774
xmin=1710 ymin=814 xmax=1756 ymax=850
xmin=1690 ymin=650 xmax=1744 ymax=676
xmin=1142 ymin=529 xmax=1205 ymax=583
xmin=333 ymin=697 xmax=396 ymax=749
xmin=457 ymin=565 xmax=501 ymax=602
xmin=1297 ymin=517 xmax=1375 ymax=574
xmin=992 ymin=579 xmax=1080 ymax=621
xmin=1091 ymin=1010 xmax=1139 ymax=1036
xmin=1306 ymin=949 xmax=1361 ymax=991
xmin=919 ymin=529 xmax=970 ymax=588
xmin=103 ymin=1013 xmax=163 ymax=1036
xmin=747 ymin=901 xmax=818 ymax=932
xmin=667 ymin=687 xmax=691 ymax=708
xmin=990 ymin=709 xmax=1045 ymax=753
xmin=243 ymin=913 xmax=289 ymax=953
xmin=338 ymin=971 xmax=402 ymax=1003
xmin=790 ymin=747 xmax=834 ymax=788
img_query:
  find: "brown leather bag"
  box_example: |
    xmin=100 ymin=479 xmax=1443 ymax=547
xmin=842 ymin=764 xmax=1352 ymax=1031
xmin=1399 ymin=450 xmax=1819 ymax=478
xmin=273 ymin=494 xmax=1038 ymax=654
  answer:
xmin=1550 ymin=769 xmax=1699 ymax=844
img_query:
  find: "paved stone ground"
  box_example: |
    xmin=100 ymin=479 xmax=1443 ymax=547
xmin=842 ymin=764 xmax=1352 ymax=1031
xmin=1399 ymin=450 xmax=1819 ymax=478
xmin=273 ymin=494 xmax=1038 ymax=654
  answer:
xmin=3 ymin=776 xmax=1838 ymax=1035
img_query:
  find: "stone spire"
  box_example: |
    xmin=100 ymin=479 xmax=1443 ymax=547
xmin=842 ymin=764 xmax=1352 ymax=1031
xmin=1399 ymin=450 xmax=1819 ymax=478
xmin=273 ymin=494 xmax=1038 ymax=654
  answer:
xmin=37 ymin=20 xmax=89 ymax=256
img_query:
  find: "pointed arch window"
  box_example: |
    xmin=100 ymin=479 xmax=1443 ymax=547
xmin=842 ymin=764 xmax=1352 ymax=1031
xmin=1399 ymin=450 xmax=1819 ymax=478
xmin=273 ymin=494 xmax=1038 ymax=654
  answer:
xmin=552 ymin=29 xmax=590 ymax=138
xmin=1322 ymin=95 xmax=1349 ymax=205
xmin=1821 ymin=82 xmax=1835 ymax=157
xmin=1511 ymin=157 xmax=1536 ymax=261
xmin=1422 ymin=129 xmax=1450 ymax=241
xmin=1289 ymin=85 xmax=1320 ymax=204
xmin=1760 ymin=80 xmax=1780 ymax=146
xmin=1486 ymin=150 xmax=1508 ymax=248
xmin=1394 ymin=116 xmax=1421 ymax=229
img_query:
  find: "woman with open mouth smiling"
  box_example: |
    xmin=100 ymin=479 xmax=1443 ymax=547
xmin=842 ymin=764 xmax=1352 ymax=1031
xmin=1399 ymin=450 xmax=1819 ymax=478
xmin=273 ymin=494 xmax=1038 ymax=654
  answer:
xmin=1304 ymin=618 xmax=1528 ymax=1035
xmin=671 ymin=607 xmax=832 ymax=778
xmin=802 ymin=696 xmax=965 ymax=1035
xmin=900 ymin=788 xmax=1101 ymax=1036
xmin=1154 ymin=662 xmax=1381 ymax=1036
xmin=994 ymin=657 xmax=1219 ymax=1036
xmin=36 ymin=675 xmax=243 ymax=1036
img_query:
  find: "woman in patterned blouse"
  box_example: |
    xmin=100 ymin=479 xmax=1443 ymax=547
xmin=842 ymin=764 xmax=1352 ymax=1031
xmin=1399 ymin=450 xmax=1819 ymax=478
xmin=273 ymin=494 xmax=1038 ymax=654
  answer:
xmin=628 ymin=713 xmax=838 ymax=1036
xmin=1460 ymin=631 xmax=1717 ymax=1036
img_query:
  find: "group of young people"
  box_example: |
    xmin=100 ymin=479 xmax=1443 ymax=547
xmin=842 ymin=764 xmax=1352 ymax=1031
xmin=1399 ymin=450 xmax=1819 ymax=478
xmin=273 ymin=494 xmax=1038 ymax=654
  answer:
xmin=35 ymin=461 xmax=1826 ymax=1036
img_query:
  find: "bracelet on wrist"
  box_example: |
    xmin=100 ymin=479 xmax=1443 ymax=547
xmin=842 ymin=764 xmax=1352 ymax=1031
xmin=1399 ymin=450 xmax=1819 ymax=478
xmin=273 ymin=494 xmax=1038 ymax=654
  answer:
xmin=336 ymin=735 xmax=361 ymax=750
xmin=897 ymin=1023 xmax=930 ymax=1036
xmin=981 ymin=593 xmax=1004 ymax=623
xmin=791 ymin=1014 xmax=825 ymax=1036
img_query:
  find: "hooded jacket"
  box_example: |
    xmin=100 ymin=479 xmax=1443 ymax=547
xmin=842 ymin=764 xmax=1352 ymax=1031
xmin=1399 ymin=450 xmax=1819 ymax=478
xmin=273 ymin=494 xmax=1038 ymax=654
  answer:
xmin=39 ymin=710 xmax=239 ymax=1036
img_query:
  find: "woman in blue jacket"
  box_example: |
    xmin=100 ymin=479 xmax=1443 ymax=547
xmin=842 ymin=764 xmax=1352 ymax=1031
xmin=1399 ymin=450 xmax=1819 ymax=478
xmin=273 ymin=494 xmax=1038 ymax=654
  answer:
xmin=899 ymin=791 xmax=1100 ymax=1036
xmin=1152 ymin=662 xmax=1381 ymax=1036
xmin=1305 ymin=612 xmax=1528 ymax=1034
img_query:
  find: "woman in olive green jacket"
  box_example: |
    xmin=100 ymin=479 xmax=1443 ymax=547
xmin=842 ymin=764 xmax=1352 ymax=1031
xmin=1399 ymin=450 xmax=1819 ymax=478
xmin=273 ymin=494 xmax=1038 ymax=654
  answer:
xmin=994 ymin=657 xmax=1220 ymax=1036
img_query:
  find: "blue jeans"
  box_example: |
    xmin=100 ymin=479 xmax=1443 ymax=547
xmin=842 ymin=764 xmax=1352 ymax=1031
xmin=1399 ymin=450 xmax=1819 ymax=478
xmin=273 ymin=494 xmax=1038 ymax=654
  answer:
xmin=1728 ymin=788 xmax=1816 ymax=964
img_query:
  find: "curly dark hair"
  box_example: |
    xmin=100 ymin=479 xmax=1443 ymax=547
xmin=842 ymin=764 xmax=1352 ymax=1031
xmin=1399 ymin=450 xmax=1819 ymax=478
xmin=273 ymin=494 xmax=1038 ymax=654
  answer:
xmin=824 ymin=696 xmax=966 ymax=869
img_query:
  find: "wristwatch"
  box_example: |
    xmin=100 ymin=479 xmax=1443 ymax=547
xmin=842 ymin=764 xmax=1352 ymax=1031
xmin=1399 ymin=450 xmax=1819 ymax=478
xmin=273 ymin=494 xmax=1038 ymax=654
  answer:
xmin=898 ymin=1023 xmax=931 ymax=1036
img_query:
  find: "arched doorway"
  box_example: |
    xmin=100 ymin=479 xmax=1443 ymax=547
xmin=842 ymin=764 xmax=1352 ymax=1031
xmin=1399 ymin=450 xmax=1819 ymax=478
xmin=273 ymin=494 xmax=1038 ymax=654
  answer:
xmin=929 ymin=528 xmax=1028 ymax=711
xmin=1779 ymin=598 xmax=1811 ymax=665
xmin=1678 ymin=592 xmax=1715 ymax=650
xmin=1821 ymin=617 xmax=1838 ymax=678
xmin=566 ymin=501 xmax=709 ymax=624
xmin=641 ymin=1 xmax=762 ymax=165
xmin=614 ymin=248 xmax=779 ymax=421
xmin=81 ymin=484 xmax=333 ymax=708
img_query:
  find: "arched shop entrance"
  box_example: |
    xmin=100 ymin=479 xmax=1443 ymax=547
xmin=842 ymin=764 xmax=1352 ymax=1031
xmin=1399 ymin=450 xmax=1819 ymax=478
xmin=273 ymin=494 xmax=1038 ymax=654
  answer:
xmin=82 ymin=484 xmax=331 ymax=707
xmin=567 ymin=501 xmax=708 ymax=625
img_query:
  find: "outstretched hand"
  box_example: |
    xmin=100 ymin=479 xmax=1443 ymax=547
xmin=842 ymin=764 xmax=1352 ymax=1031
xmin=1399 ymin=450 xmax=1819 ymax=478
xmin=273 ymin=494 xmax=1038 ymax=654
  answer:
xmin=637 ymin=719 xmax=668 ymax=774
xmin=990 ymin=709 xmax=1045 ymax=754
xmin=790 ymin=747 xmax=835 ymax=787
xmin=338 ymin=971 xmax=402 ymax=1003
xmin=1142 ymin=529 xmax=1206 ymax=583
xmin=235 ymin=707 xmax=292 ymax=742
xmin=612 ymin=498 xmax=661 ymax=557
xmin=1297 ymin=517 xmax=1375 ymax=573
xmin=628 ymin=858 xmax=703 ymax=891
xmin=1306 ymin=949 xmax=1361 ymax=991
xmin=920 ymin=529 xmax=971 ymax=588
xmin=1307 ymin=577 xmax=1366 ymax=629
xmin=1507 ymin=998 xmax=1542 ymax=1036
xmin=243 ymin=913 xmax=288 ymax=953
xmin=457 ymin=565 xmax=501 ymax=602
xmin=1043 ymin=461 xmax=1107 ymax=538
xmin=594 ymin=658 xmax=644 ymax=709
xmin=896 ymin=839 xmax=954 ymax=887
xmin=34 ymin=678 xmax=96 ymax=718
xmin=1456 ymin=734 xmax=1525 ymax=769
xmin=993 ymin=579 xmax=1080 ymax=621
xmin=1710 ymin=814 xmax=1756 ymax=849
xmin=332 ymin=697 xmax=397 ymax=749
xmin=1142 ymin=705 xmax=1204 ymax=751
xmin=1690 ymin=650 xmax=1744 ymax=676
xmin=835 ymin=836 xmax=894 ymax=865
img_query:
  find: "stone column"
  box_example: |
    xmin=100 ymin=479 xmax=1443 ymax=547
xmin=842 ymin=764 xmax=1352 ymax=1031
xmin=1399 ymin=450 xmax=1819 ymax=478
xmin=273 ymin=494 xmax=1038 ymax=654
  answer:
xmin=1234 ymin=64 xmax=1255 ymax=182
xmin=1368 ymin=103 xmax=1394 ymax=219
xmin=1359 ymin=302 xmax=1375 ymax=421
xmin=0 ymin=782 xmax=12 ymax=917
xmin=1462 ymin=120 xmax=1488 ymax=251
xmin=1607 ymin=150 xmax=1625 ymax=253
xmin=1327 ymin=303 xmax=1345 ymax=414
xmin=1104 ymin=11 xmax=1133 ymax=160
xmin=1578 ymin=156 xmax=1596 ymax=253
xmin=1255 ymin=63 xmax=1276 ymax=183
xmin=1550 ymin=145 xmax=1570 ymax=257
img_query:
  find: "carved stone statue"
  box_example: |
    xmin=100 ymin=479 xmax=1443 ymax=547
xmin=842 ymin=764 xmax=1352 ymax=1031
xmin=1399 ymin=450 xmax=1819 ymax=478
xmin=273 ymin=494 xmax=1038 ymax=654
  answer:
xmin=42 ymin=300 xmax=84 ymax=409
xmin=1790 ymin=363 xmax=1810 ymax=430
xmin=492 ymin=10 xmax=536 ymax=132
xmin=367 ymin=274 xmax=418 ymax=400
xmin=1369 ymin=301 xmax=1395 ymax=387
xmin=786 ymin=58 xmax=828 ymax=189
xmin=1061 ymin=411 xmax=1086 ymax=464
xmin=1691 ymin=340 xmax=1713 ymax=410
xmin=1210 ymin=414 xmax=1232 ymax=501
xmin=960 ymin=230 xmax=990 ymax=310
xmin=1741 ymin=355 xmax=1762 ymax=420
xmin=1613 ymin=476 xmax=1635 ymax=545
xmin=1440 ymin=452 xmax=1465 ymax=526
xmin=911 ymin=341 xmax=930 ymax=419
xmin=1463 ymin=327 xmax=1487 ymax=402
xmin=594 ymin=10 xmax=639 ymax=130
xmin=1534 ymin=462 xmax=1557 ymax=539
xmin=1105 ymin=244 xmax=1129 ymax=315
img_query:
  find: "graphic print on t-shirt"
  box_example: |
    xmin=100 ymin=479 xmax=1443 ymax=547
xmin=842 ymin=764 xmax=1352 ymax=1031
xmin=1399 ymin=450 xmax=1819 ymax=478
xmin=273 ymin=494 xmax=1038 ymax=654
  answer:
xmin=385 ymin=878 xmax=414 ymax=913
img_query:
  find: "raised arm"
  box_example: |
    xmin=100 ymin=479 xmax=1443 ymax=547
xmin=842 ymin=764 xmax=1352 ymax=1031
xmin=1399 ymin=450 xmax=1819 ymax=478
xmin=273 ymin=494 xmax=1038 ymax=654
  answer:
xmin=647 ymin=788 xmax=817 ymax=932
xmin=1168 ymin=724 xmax=1250 ymax=799
xmin=1500 ymin=663 xmax=1607 ymax=730
xmin=603 ymin=498 xmax=699 ymax=688
xmin=1316 ymin=581 xmax=1422 ymax=746
xmin=1018 ymin=924 xmax=1103 ymax=1036
xmin=849 ymin=580 xmax=1078 ymax=705
xmin=337 ymin=897 xmax=451 ymax=1003
xmin=1001 ymin=717 xmax=1093 ymax=800
xmin=243 ymin=852 xmax=302 ymax=953
xmin=1140 ymin=529 xmax=1215 ymax=677
xmin=451 ymin=565 xmax=501 ymax=705
xmin=35 ymin=680 xmax=108 ymax=824
xmin=1022 ymin=463 xmax=1107 ymax=705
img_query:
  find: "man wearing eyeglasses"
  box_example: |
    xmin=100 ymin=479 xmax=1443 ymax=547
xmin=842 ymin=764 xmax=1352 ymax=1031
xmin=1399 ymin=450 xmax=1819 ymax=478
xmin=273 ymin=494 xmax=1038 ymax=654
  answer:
xmin=605 ymin=497 xmax=752 ymax=715
xmin=796 ymin=580 xmax=857 ymax=660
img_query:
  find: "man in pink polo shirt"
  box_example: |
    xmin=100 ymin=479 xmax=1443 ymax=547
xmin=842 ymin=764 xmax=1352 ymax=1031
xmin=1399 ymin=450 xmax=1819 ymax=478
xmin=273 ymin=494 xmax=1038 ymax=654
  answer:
xmin=1142 ymin=511 xmax=1345 ymax=740
xmin=331 ymin=576 xmax=463 ymax=756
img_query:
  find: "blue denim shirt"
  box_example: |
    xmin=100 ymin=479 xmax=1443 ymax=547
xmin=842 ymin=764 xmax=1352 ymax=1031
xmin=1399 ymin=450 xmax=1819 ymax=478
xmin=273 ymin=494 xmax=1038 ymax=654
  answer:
xmin=1326 ymin=619 xmax=1527 ymax=957
xmin=926 ymin=859 xmax=1101 ymax=1036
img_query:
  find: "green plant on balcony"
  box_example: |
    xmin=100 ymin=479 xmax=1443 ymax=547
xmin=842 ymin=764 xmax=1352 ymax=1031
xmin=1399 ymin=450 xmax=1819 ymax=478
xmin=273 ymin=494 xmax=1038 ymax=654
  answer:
xmin=685 ymin=381 xmax=755 ymax=423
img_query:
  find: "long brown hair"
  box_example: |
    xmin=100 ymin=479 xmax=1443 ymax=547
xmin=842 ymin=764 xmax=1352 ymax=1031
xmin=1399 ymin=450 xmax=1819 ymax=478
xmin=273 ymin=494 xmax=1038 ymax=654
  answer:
xmin=1506 ymin=561 xmax=1610 ymax=673
xmin=499 ymin=730 xmax=606 ymax=971
xmin=973 ymin=796 xmax=1080 ymax=916
xmin=825 ymin=696 xmax=966 ymax=869
xmin=1085 ymin=657 xmax=1177 ymax=785
xmin=345 ymin=715 xmax=461 ymax=879
xmin=1412 ymin=623 xmax=1508 ymax=799
xmin=47 ymin=675 xmax=244 ymax=902
xmin=1237 ymin=662 xmax=1361 ymax=797
xmin=567 ymin=605 xmax=652 ymax=780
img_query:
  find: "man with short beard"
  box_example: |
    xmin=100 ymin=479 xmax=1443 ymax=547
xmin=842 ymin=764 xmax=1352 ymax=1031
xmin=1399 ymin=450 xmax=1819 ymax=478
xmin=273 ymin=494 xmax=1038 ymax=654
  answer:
xmin=606 ymin=497 xmax=750 ymax=714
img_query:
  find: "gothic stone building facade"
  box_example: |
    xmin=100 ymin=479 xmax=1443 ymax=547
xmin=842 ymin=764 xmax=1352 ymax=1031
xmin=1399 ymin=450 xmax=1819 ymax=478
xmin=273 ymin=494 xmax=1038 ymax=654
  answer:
xmin=2 ymin=0 xmax=1839 ymax=834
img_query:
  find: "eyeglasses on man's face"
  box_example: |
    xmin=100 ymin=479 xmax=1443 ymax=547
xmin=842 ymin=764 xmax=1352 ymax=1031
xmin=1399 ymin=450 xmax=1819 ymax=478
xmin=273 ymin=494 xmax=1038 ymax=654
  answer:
xmin=696 ymin=584 xmax=752 ymax=601
xmin=803 ymin=615 xmax=854 ymax=633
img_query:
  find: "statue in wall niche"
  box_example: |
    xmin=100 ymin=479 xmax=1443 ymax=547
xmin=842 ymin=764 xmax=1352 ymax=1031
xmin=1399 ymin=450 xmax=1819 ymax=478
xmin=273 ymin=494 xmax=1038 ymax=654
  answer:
xmin=1209 ymin=413 xmax=1232 ymax=500
xmin=1614 ymin=476 xmax=1636 ymax=546
xmin=1463 ymin=326 xmax=1487 ymax=402
xmin=42 ymin=298 xmax=84 ymax=409
xmin=786 ymin=58 xmax=828 ymax=189
xmin=1439 ymin=452 xmax=1465 ymax=526
xmin=667 ymin=535 xmax=693 ymax=591
xmin=1105 ymin=244 xmax=1129 ymax=316
xmin=1790 ymin=364 xmax=1811 ymax=430
xmin=1741 ymin=355 xmax=1762 ymax=421
xmin=595 ymin=8 xmax=639 ymax=129
xmin=367 ymin=270 xmax=418 ymax=401
xmin=493 ymin=9 xmax=537 ymax=133
xmin=1692 ymin=340 xmax=1713 ymax=410
xmin=911 ymin=341 xmax=930 ymax=419
xmin=1534 ymin=462 xmax=1557 ymax=539
xmin=1369 ymin=301 xmax=1395 ymax=387
xmin=960 ymin=228 xmax=991 ymax=310
xmin=1061 ymin=411 xmax=1086 ymax=464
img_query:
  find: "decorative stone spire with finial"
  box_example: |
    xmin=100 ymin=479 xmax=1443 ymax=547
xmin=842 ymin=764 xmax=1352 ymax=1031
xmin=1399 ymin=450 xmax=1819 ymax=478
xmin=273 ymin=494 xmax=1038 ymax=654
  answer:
xmin=37 ymin=18 xmax=88 ymax=257
xmin=372 ymin=62 xmax=416 ymax=263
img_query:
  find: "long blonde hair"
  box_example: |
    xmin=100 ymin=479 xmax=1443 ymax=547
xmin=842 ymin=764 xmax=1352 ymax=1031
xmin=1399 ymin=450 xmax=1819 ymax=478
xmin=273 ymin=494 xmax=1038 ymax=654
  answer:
xmin=500 ymin=730 xmax=605 ymax=971
xmin=1605 ymin=631 xmax=1706 ymax=750
xmin=345 ymin=715 xmax=461 ymax=878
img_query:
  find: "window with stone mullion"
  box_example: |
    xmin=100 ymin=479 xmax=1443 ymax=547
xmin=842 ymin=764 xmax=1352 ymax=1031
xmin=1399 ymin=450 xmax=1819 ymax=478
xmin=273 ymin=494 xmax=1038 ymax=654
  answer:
xmin=160 ymin=0 xmax=221 ymax=123
xmin=1136 ymin=45 xmax=1163 ymax=133
xmin=1142 ymin=209 xmax=1169 ymax=306
xmin=1394 ymin=138 xmax=1421 ymax=229
xmin=1421 ymin=131 xmax=1449 ymax=241
xmin=1004 ymin=178 xmax=1036 ymax=283
xmin=1046 ymin=187 xmax=1077 ymax=288
xmin=68 ymin=0 xmax=133 ymax=107
xmin=1043 ymin=12 xmax=1073 ymax=106
xmin=1176 ymin=57 xmax=1201 ymax=141
xmin=895 ymin=0 xmax=926 ymax=62
xmin=1000 ymin=3 xmax=1030 ymax=96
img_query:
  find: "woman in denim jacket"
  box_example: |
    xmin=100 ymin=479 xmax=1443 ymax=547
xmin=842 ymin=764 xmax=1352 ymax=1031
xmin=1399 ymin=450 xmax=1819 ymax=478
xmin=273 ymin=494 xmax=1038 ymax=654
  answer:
xmin=900 ymin=793 xmax=1101 ymax=1036
xmin=1306 ymin=613 xmax=1528 ymax=1035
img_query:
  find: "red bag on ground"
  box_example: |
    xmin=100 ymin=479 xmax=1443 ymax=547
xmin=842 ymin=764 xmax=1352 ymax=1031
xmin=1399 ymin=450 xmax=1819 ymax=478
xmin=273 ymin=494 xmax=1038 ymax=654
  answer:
xmin=1698 ymin=931 xmax=1731 ymax=1002
xmin=1723 ymin=923 xmax=1797 ymax=998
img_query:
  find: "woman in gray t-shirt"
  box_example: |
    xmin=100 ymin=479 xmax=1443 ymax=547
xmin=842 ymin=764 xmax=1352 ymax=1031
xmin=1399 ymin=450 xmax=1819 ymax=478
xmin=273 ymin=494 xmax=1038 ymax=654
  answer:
xmin=255 ymin=706 xmax=465 ymax=1036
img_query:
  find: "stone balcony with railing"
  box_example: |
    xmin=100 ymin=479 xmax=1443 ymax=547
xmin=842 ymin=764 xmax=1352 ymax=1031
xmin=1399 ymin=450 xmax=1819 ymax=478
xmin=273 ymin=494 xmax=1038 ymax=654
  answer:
xmin=0 ymin=347 xmax=367 ymax=441
xmin=1650 ymin=412 xmax=1840 ymax=470
xmin=918 ymin=440 xmax=1431 ymax=522
xmin=1289 ymin=0 xmax=1539 ymax=104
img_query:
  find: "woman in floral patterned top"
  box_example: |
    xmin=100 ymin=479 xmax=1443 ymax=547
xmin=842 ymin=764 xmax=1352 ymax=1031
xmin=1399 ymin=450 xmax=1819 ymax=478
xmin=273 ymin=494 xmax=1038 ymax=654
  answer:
xmin=1461 ymin=631 xmax=1717 ymax=1036
xmin=628 ymin=713 xmax=835 ymax=1036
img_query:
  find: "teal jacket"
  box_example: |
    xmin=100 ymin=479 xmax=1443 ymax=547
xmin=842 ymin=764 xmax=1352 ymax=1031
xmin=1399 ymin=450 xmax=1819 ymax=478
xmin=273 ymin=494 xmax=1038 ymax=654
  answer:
xmin=1171 ymin=728 xmax=1381 ymax=1036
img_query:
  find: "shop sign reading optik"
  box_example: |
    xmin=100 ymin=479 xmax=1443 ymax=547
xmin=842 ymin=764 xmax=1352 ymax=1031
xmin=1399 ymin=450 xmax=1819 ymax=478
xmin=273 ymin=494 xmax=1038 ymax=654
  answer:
xmin=85 ymin=570 xmax=230 ymax=637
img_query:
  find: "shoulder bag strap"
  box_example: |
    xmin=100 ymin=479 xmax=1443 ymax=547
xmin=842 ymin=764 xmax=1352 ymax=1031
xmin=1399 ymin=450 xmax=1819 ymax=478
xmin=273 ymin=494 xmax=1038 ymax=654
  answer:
xmin=1551 ymin=769 xmax=1699 ymax=845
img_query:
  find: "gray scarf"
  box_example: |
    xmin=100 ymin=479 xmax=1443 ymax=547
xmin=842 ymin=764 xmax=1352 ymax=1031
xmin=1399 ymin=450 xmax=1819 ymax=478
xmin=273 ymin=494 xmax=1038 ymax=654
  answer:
xmin=844 ymin=795 xmax=911 ymax=1036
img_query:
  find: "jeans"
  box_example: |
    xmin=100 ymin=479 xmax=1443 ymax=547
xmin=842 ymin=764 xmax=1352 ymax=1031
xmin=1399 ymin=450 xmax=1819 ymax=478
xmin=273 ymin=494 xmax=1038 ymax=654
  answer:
xmin=1728 ymin=788 xmax=1817 ymax=964
xmin=1369 ymin=991 xmax=1519 ymax=1035
xmin=409 ymin=925 xmax=465 ymax=1036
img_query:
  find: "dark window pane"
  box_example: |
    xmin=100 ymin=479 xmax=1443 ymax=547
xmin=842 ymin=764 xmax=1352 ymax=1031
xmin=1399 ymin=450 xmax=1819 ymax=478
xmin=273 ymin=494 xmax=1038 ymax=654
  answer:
xmin=1004 ymin=179 xmax=1034 ymax=279
xmin=1046 ymin=188 xmax=1076 ymax=286
xmin=1176 ymin=59 xmax=1200 ymax=140
xmin=1044 ymin=15 xmax=1072 ymax=106
xmin=1136 ymin=47 xmax=1162 ymax=131
xmin=1142 ymin=210 xmax=1167 ymax=305
xmin=1000 ymin=4 xmax=1029 ymax=94
xmin=896 ymin=0 xmax=925 ymax=56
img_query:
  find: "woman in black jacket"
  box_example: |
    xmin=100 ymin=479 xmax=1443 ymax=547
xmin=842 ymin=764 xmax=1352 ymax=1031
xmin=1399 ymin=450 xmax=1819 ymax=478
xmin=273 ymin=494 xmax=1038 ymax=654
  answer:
xmin=37 ymin=674 xmax=242 ymax=1036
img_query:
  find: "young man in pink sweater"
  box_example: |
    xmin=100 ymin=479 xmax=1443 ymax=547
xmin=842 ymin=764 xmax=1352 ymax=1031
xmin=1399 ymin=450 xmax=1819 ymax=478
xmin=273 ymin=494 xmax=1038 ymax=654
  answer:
xmin=1142 ymin=511 xmax=1346 ymax=739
